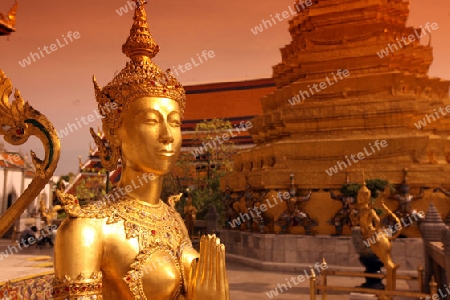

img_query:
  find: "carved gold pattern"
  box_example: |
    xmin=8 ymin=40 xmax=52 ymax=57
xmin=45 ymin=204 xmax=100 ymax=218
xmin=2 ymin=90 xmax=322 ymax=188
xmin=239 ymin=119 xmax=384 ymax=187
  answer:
xmin=52 ymin=272 xmax=103 ymax=299
xmin=57 ymin=189 xmax=192 ymax=299
xmin=89 ymin=127 xmax=121 ymax=172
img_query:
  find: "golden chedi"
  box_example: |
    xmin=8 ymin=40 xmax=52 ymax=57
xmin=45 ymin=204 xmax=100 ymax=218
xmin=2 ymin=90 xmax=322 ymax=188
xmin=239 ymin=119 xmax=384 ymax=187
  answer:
xmin=223 ymin=0 xmax=450 ymax=235
xmin=53 ymin=2 xmax=229 ymax=299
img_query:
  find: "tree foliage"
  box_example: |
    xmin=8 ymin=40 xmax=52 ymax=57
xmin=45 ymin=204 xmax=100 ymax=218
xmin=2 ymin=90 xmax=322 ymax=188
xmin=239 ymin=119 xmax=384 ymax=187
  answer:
xmin=169 ymin=118 xmax=237 ymax=221
xmin=75 ymin=177 xmax=106 ymax=206
xmin=340 ymin=179 xmax=391 ymax=199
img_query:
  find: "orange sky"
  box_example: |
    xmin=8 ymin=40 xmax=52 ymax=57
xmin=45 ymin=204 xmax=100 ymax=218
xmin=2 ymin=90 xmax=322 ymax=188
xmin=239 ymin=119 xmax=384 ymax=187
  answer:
xmin=0 ymin=0 xmax=449 ymax=175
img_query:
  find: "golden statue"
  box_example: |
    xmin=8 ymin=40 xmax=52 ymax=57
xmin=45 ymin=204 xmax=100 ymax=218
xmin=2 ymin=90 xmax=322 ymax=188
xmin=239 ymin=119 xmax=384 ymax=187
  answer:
xmin=39 ymin=195 xmax=51 ymax=227
xmin=0 ymin=1 xmax=229 ymax=299
xmin=52 ymin=2 xmax=229 ymax=299
xmin=184 ymin=195 xmax=198 ymax=238
xmin=38 ymin=194 xmax=60 ymax=227
xmin=354 ymin=182 xmax=402 ymax=292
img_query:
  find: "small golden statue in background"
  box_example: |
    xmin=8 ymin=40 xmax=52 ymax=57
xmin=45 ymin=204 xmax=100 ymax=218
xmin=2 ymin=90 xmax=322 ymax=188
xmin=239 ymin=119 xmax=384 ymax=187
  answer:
xmin=354 ymin=181 xmax=401 ymax=292
xmin=38 ymin=194 xmax=59 ymax=227
xmin=184 ymin=195 xmax=198 ymax=238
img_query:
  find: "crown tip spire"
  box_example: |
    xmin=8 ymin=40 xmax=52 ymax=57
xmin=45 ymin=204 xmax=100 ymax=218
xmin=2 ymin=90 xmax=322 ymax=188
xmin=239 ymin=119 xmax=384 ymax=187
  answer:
xmin=122 ymin=0 xmax=159 ymax=61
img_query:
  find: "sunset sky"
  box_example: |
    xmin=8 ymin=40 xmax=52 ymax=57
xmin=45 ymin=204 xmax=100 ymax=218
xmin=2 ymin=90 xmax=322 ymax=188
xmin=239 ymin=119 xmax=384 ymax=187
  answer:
xmin=0 ymin=0 xmax=449 ymax=175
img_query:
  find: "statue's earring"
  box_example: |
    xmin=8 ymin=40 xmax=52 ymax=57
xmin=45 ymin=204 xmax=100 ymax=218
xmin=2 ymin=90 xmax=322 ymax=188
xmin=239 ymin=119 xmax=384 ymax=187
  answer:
xmin=90 ymin=127 xmax=120 ymax=171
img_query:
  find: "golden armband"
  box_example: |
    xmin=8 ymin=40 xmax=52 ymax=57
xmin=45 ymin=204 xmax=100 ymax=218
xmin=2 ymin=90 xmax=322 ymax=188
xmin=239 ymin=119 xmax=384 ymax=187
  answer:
xmin=52 ymin=272 xmax=103 ymax=299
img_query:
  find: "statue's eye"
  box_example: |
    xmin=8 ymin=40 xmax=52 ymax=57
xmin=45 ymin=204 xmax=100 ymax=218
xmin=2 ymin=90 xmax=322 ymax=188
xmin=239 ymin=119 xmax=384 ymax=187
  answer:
xmin=140 ymin=112 xmax=159 ymax=124
xmin=169 ymin=119 xmax=181 ymax=127
xmin=168 ymin=112 xmax=181 ymax=127
xmin=145 ymin=118 xmax=158 ymax=124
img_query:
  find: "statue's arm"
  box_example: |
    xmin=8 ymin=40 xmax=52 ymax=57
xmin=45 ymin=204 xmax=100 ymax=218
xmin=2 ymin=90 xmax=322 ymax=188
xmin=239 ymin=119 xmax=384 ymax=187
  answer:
xmin=371 ymin=210 xmax=381 ymax=229
xmin=440 ymin=189 xmax=450 ymax=197
xmin=301 ymin=190 xmax=313 ymax=201
xmin=175 ymin=211 xmax=200 ymax=296
xmin=414 ymin=187 xmax=428 ymax=200
xmin=329 ymin=190 xmax=340 ymax=201
xmin=53 ymin=217 xmax=103 ymax=299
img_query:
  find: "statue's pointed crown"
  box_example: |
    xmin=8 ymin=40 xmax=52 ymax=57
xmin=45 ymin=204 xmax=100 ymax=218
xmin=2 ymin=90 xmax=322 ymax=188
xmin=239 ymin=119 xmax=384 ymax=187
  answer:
xmin=93 ymin=2 xmax=186 ymax=129
xmin=357 ymin=173 xmax=371 ymax=203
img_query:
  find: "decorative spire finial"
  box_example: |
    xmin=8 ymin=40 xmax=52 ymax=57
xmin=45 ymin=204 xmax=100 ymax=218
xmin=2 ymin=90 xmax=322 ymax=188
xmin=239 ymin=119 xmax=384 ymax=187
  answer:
xmin=122 ymin=0 xmax=159 ymax=61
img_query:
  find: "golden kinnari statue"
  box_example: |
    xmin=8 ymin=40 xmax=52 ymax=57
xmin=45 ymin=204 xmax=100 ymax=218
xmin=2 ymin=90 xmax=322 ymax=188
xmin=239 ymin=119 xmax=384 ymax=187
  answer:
xmin=354 ymin=182 xmax=401 ymax=292
xmin=0 ymin=2 xmax=229 ymax=299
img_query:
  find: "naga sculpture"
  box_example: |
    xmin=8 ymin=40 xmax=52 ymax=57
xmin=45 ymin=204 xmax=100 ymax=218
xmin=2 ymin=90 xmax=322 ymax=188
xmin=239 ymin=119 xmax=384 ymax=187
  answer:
xmin=0 ymin=2 xmax=230 ymax=299
xmin=0 ymin=73 xmax=60 ymax=238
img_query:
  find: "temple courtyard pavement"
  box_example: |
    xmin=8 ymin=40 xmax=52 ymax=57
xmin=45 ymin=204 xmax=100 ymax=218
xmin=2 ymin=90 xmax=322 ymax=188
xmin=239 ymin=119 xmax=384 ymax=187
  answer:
xmin=0 ymin=238 xmax=421 ymax=300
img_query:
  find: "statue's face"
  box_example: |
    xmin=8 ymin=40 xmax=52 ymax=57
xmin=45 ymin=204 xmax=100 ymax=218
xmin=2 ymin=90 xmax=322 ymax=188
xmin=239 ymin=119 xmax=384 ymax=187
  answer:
xmin=117 ymin=97 xmax=181 ymax=175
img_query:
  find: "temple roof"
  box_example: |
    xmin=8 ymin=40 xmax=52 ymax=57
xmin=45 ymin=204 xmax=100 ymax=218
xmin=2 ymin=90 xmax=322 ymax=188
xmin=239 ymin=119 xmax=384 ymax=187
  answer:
xmin=0 ymin=1 xmax=17 ymax=37
xmin=183 ymin=78 xmax=274 ymax=120
xmin=182 ymin=78 xmax=275 ymax=149
xmin=0 ymin=152 xmax=25 ymax=169
xmin=0 ymin=21 xmax=14 ymax=36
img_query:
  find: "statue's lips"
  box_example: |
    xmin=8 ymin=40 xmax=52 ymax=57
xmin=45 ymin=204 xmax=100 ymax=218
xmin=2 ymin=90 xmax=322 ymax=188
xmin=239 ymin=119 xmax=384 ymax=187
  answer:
xmin=157 ymin=150 xmax=175 ymax=157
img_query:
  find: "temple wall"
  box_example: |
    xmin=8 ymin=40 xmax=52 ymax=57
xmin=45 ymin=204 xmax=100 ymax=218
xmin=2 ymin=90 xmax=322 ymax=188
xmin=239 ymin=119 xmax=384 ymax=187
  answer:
xmin=220 ymin=230 xmax=424 ymax=272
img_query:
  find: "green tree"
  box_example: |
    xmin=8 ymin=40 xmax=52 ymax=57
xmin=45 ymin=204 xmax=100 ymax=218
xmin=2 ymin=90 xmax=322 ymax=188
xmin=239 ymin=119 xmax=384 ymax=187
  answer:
xmin=340 ymin=179 xmax=393 ymax=215
xmin=172 ymin=118 xmax=236 ymax=221
xmin=75 ymin=177 xmax=106 ymax=206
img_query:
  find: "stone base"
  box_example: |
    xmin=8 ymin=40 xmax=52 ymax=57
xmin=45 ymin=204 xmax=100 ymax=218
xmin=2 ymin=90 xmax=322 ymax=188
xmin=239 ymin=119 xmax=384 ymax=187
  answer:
xmin=219 ymin=230 xmax=424 ymax=272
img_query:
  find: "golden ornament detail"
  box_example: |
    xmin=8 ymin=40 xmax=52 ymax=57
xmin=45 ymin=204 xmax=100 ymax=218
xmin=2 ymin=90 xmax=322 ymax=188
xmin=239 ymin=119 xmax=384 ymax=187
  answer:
xmin=57 ymin=189 xmax=192 ymax=300
xmin=89 ymin=127 xmax=121 ymax=172
xmin=52 ymin=272 xmax=103 ymax=299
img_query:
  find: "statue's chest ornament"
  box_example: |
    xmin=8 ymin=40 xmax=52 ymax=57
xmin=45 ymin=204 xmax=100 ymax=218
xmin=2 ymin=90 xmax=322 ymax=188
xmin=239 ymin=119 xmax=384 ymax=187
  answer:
xmin=59 ymin=192 xmax=188 ymax=300
xmin=111 ymin=199 xmax=186 ymax=299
